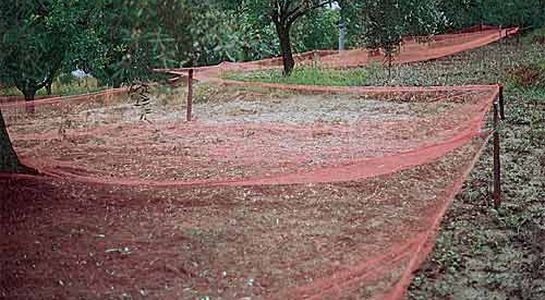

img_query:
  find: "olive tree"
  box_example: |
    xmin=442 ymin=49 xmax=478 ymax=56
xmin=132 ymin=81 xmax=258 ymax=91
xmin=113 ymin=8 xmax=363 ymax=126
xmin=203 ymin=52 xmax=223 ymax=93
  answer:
xmin=356 ymin=0 xmax=447 ymax=78
xmin=234 ymin=0 xmax=334 ymax=75
xmin=0 ymin=0 xmax=195 ymax=173
xmin=0 ymin=0 xmax=96 ymax=100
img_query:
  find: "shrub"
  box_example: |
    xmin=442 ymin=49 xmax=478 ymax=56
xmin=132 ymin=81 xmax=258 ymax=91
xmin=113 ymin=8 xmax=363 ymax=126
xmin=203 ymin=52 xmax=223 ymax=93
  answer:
xmin=524 ymin=27 xmax=545 ymax=45
xmin=508 ymin=62 xmax=545 ymax=88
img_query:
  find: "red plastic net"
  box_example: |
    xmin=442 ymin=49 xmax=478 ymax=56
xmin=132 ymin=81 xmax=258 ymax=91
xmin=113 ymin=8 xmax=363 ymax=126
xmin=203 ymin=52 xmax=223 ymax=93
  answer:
xmin=0 ymin=26 xmax=513 ymax=299
xmin=165 ymin=26 xmax=518 ymax=81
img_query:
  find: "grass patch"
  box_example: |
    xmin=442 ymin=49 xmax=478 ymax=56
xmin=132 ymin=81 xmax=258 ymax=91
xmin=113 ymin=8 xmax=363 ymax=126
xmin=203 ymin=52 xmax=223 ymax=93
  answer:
xmin=0 ymin=76 xmax=101 ymax=97
xmin=223 ymin=65 xmax=368 ymax=86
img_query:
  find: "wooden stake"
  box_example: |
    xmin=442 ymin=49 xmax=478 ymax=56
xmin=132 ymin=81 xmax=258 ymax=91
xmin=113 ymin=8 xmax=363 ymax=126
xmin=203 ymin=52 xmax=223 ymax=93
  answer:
xmin=186 ymin=68 xmax=193 ymax=122
xmin=493 ymin=99 xmax=502 ymax=208
xmin=499 ymin=84 xmax=505 ymax=120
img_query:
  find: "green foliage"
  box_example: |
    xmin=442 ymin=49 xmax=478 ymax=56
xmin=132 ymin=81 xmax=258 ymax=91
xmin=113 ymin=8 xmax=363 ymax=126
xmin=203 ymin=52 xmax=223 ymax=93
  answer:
xmin=346 ymin=0 xmax=446 ymax=79
xmin=403 ymin=0 xmax=448 ymax=37
xmin=293 ymin=8 xmax=340 ymax=51
xmin=440 ymin=0 xmax=545 ymax=30
xmin=190 ymin=6 xmax=245 ymax=65
xmin=216 ymin=4 xmax=340 ymax=64
xmin=232 ymin=12 xmax=280 ymax=62
xmin=83 ymin=0 xmax=194 ymax=87
xmin=188 ymin=2 xmax=287 ymax=66
xmin=2 ymin=0 xmax=543 ymax=99
xmin=337 ymin=0 xmax=365 ymax=48
xmin=0 ymin=0 xmax=96 ymax=99
xmin=361 ymin=0 xmax=405 ymax=52
xmin=524 ymin=27 xmax=545 ymax=44
xmin=0 ymin=0 xmax=197 ymax=98
xmin=224 ymin=65 xmax=367 ymax=86
xmin=222 ymin=1 xmax=337 ymax=75
xmin=357 ymin=0 xmax=447 ymax=52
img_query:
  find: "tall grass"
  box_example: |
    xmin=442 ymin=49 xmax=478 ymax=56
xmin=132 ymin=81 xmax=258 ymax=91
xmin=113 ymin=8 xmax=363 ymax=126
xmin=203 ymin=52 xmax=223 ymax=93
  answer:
xmin=224 ymin=65 xmax=368 ymax=86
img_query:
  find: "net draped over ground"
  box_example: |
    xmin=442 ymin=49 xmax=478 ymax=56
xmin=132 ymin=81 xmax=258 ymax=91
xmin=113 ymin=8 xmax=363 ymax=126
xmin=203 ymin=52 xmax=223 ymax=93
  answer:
xmin=1 ymin=26 xmax=514 ymax=300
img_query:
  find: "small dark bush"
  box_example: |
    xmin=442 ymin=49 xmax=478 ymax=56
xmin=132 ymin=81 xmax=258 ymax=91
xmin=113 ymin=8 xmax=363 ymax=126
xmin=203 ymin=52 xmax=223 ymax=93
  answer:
xmin=508 ymin=62 xmax=545 ymax=88
xmin=526 ymin=28 xmax=545 ymax=45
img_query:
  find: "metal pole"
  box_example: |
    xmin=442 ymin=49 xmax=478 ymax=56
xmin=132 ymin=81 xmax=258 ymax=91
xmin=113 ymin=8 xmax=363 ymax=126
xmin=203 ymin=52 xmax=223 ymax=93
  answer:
xmin=186 ymin=68 xmax=193 ymax=122
xmin=493 ymin=99 xmax=502 ymax=208
xmin=338 ymin=19 xmax=346 ymax=52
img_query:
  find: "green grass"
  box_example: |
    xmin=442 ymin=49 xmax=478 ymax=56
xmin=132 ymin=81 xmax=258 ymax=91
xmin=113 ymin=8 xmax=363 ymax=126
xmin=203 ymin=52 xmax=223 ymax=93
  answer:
xmin=0 ymin=76 xmax=101 ymax=97
xmin=223 ymin=65 xmax=368 ymax=86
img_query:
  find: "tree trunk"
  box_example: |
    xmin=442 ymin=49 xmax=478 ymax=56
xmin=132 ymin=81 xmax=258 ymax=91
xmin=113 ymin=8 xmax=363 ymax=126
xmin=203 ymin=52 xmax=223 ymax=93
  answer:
xmin=0 ymin=109 xmax=32 ymax=173
xmin=112 ymin=79 xmax=122 ymax=89
xmin=45 ymin=82 xmax=52 ymax=95
xmin=22 ymin=89 xmax=36 ymax=101
xmin=275 ymin=23 xmax=295 ymax=76
xmin=387 ymin=54 xmax=392 ymax=81
xmin=22 ymin=88 xmax=36 ymax=114
xmin=15 ymin=80 xmax=38 ymax=102
xmin=97 ymin=67 xmax=122 ymax=88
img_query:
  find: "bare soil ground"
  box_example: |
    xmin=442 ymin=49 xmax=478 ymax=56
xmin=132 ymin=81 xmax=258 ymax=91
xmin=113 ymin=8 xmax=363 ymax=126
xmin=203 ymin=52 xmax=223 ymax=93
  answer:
xmin=1 ymin=38 xmax=543 ymax=300
xmin=389 ymin=40 xmax=545 ymax=300
xmin=4 ymin=87 xmax=480 ymax=184
xmin=210 ymin=36 xmax=545 ymax=299
xmin=1 ymin=139 xmax=482 ymax=300
xmin=2 ymin=65 xmax=492 ymax=299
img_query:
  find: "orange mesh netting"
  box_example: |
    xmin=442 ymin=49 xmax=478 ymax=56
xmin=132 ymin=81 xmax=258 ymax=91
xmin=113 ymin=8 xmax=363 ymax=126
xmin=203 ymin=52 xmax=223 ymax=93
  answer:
xmin=164 ymin=26 xmax=518 ymax=82
xmin=1 ymin=26 xmax=513 ymax=299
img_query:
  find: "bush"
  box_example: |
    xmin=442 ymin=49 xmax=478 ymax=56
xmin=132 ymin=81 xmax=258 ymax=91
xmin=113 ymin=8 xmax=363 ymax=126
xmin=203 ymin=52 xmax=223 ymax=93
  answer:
xmin=524 ymin=27 xmax=545 ymax=45
xmin=508 ymin=62 xmax=545 ymax=88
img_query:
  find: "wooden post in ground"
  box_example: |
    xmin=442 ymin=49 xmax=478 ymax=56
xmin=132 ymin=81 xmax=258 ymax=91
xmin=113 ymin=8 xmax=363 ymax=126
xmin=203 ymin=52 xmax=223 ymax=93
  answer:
xmin=186 ymin=68 xmax=194 ymax=122
xmin=493 ymin=98 xmax=502 ymax=208
xmin=498 ymin=84 xmax=505 ymax=120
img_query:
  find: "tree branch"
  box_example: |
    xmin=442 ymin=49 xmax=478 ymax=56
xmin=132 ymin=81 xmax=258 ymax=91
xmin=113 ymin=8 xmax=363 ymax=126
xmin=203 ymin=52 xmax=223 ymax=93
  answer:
xmin=280 ymin=0 xmax=291 ymax=19
xmin=36 ymin=78 xmax=48 ymax=91
xmin=271 ymin=0 xmax=282 ymax=24
xmin=285 ymin=4 xmax=303 ymax=24
xmin=286 ymin=0 xmax=331 ymax=25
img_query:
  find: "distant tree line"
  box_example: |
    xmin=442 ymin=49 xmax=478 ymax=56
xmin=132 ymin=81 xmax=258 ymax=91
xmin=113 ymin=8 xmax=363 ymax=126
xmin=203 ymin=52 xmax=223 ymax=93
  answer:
xmin=440 ymin=0 xmax=545 ymax=31
xmin=2 ymin=0 xmax=544 ymax=100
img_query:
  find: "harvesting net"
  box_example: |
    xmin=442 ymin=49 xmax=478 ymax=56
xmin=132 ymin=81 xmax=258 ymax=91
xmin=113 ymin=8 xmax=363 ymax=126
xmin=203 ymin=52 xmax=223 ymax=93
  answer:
xmin=165 ymin=26 xmax=518 ymax=82
xmin=1 ymin=26 xmax=513 ymax=300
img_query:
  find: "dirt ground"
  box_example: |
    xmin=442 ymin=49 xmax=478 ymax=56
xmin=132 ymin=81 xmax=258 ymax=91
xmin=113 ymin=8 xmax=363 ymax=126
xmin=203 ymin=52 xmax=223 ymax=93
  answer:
xmin=386 ymin=40 xmax=545 ymax=300
xmin=1 ymin=139 xmax=483 ymax=299
xmin=1 ymin=38 xmax=543 ymax=300
xmin=4 ymin=87 xmax=482 ymax=185
xmin=2 ymin=68 xmax=494 ymax=299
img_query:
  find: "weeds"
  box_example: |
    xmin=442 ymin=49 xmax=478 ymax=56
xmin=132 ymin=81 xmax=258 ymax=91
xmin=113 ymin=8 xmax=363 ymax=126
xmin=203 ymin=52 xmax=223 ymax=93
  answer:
xmin=507 ymin=62 xmax=545 ymax=88
xmin=407 ymin=39 xmax=545 ymax=299
xmin=523 ymin=27 xmax=545 ymax=45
